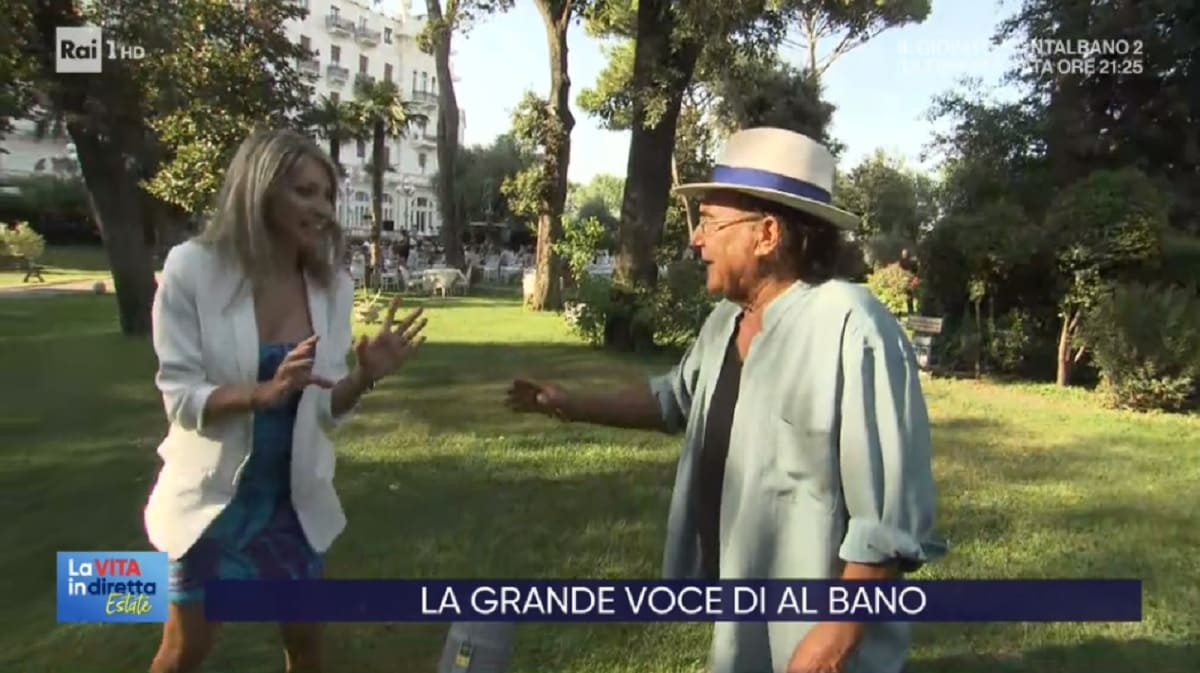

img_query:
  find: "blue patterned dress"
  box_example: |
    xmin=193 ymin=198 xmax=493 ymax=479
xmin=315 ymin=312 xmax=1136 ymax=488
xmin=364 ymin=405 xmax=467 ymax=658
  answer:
xmin=168 ymin=341 xmax=324 ymax=603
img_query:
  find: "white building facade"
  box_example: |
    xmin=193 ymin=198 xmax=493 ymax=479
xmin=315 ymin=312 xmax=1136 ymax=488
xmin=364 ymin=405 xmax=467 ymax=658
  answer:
xmin=287 ymin=0 xmax=462 ymax=242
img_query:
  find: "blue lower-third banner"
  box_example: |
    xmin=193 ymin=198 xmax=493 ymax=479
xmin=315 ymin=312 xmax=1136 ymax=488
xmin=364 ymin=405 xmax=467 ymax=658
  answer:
xmin=204 ymin=579 xmax=1142 ymax=623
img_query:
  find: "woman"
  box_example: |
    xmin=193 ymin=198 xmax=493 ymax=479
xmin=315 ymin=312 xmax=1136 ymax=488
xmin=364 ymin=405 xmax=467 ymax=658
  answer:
xmin=145 ymin=128 xmax=427 ymax=673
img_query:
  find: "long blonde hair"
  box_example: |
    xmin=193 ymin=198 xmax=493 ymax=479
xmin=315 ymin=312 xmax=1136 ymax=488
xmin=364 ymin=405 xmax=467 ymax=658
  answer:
xmin=197 ymin=128 xmax=345 ymax=288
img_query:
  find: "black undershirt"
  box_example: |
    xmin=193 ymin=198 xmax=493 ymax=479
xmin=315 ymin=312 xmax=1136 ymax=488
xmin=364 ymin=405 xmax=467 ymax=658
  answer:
xmin=697 ymin=321 xmax=743 ymax=580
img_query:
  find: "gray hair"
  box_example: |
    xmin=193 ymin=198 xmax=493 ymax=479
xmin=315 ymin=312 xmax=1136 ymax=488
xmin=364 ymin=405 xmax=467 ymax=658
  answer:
xmin=196 ymin=128 xmax=345 ymax=288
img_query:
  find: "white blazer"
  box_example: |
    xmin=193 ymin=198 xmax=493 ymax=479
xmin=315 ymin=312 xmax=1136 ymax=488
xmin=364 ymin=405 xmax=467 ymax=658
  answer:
xmin=144 ymin=240 xmax=357 ymax=560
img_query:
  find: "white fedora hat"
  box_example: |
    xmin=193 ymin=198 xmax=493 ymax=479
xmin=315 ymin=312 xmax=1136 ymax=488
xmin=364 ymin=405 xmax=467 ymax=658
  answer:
xmin=673 ymin=127 xmax=859 ymax=231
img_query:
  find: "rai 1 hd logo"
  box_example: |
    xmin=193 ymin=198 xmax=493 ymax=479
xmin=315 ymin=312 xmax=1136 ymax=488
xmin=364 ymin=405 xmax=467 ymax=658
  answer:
xmin=56 ymin=551 xmax=168 ymax=623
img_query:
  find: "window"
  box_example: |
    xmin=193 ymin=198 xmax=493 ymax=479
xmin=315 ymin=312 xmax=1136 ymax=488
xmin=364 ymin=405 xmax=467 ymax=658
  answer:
xmin=420 ymin=72 xmax=428 ymax=91
xmin=384 ymin=64 xmax=393 ymax=82
xmin=357 ymin=139 xmax=366 ymax=158
xmin=383 ymin=146 xmax=391 ymax=167
xmin=331 ymin=6 xmax=339 ymax=16
xmin=416 ymin=197 xmax=429 ymax=231
xmin=384 ymin=27 xmax=393 ymax=43
xmin=359 ymin=55 xmax=368 ymax=73
xmin=330 ymin=45 xmax=340 ymax=63
xmin=431 ymin=76 xmax=436 ymax=90
xmin=331 ymin=92 xmax=339 ymax=104
xmin=300 ymin=35 xmax=311 ymax=52
xmin=418 ymin=153 xmax=427 ymax=173
xmin=411 ymin=70 xmax=417 ymax=91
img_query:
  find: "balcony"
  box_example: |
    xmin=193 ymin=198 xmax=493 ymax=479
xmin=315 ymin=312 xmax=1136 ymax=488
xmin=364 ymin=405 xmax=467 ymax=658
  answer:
xmin=325 ymin=14 xmax=354 ymax=36
xmin=355 ymin=25 xmax=381 ymax=46
xmin=298 ymin=57 xmax=320 ymax=76
xmin=355 ymin=72 xmax=376 ymax=88
xmin=326 ymin=64 xmax=349 ymax=84
xmin=410 ymin=90 xmax=438 ymax=106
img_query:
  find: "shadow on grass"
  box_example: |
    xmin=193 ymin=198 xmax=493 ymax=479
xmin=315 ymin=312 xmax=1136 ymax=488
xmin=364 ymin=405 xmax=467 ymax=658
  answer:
xmin=914 ymin=638 xmax=1200 ymax=673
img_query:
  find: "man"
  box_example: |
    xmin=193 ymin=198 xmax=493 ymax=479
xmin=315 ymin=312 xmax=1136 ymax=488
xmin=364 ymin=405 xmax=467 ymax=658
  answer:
xmin=897 ymin=248 xmax=919 ymax=314
xmin=507 ymin=128 xmax=945 ymax=673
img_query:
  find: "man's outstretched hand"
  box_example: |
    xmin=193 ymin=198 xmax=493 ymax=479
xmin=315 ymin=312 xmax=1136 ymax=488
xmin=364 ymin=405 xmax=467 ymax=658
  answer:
xmin=506 ymin=379 xmax=569 ymax=418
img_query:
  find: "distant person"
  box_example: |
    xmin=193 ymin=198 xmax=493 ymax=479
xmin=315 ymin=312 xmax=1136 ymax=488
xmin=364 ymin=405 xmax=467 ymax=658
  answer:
xmin=397 ymin=233 xmax=411 ymax=267
xmin=145 ymin=128 xmax=428 ymax=673
xmin=506 ymin=128 xmax=944 ymax=673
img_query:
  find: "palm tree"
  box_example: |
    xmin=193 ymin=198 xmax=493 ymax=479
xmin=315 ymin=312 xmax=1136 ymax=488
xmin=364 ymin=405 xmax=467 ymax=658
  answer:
xmin=353 ymin=78 xmax=425 ymax=288
xmin=300 ymin=94 xmax=366 ymax=178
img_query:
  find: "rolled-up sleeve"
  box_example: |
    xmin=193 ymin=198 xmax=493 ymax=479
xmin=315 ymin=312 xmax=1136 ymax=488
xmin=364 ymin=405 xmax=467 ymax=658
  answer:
xmin=837 ymin=316 xmax=947 ymax=571
xmin=647 ymin=338 xmax=703 ymax=434
xmin=152 ymin=247 xmax=219 ymax=433
xmin=316 ymin=270 xmax=357 ymax=431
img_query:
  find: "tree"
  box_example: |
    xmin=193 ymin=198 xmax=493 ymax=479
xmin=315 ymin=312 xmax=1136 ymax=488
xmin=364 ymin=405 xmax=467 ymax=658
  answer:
xmin=579 ymin=0 xmax=928 ymax=295
xmin=354 ymin=78 xmax=424 ymax=288
xmin=500 ymin=0 xmax=582 ymax=311
xmin=420 ymin=0 xmax=514 ymax=270
xmin=1044 ymin=168 xmax=1167 ymax=386
xmin=785 ymin=0 xmax=931 ymax=78
xmin=566 ymin=173 xmax=622 ymax=241
xmin=501 ymin=91 xmax=569 ymax=310
xmin=14 ymin=0 xmax=312 ymax=335
xmin=0 ymin=0 xmax=35 ymax=145
xmin=835 ymin=149 xmax=938 ymax=250
xmin=438 ymin=133 xmax=535 ymax=228
xmin=925 ymin=82 xmax=1053 ymax=220
xmin=706 ymin=53 xmax=837 ymax=141
xmin=300 ymin=95 xmax=367 ymax=176
xmin=998 ymin=0 xmax=1200 ymax=232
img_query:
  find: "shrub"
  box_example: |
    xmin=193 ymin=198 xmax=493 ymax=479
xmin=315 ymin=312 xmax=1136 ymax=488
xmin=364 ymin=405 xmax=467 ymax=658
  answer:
xmin=563 ymin=260 xmax=717 ymax=349
xmin=1081 ymin=282 xmax=1200 ymax=412
xmin=987 ymin=308 xmax=1035 ymax=375
xmin=867 ymin=262 xmax=916 ymax=316
xmin=1 ymin=222 xmax=46 ymax=260
xmin=563 ymin=274 xmax=619 ymax=345
xmin=554 ymin=216 xmax=607 ymax=282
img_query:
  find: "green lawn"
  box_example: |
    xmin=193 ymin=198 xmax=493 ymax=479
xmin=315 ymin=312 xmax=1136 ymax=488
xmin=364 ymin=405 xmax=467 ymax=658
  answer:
xmin=1 ymin=293 xmax=1197 ymax=673
xmin=0 ymin=244 xmax=111 ymax=288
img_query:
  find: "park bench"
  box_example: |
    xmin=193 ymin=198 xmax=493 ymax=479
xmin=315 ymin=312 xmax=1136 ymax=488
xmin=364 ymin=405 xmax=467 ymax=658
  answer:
xmin=0 ymin=254 xmax=44 ymax=283
xmin=904 ymin=315 xmax=944 ymax=371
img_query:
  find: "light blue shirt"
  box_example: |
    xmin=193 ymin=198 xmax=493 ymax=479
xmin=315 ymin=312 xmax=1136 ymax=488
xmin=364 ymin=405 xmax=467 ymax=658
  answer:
xmin=648 ymin=279 xmax=947 ymax=673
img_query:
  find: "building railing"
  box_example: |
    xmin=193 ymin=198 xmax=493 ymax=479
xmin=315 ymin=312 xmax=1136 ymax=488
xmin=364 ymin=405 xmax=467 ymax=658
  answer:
xmin=410 ymin=90 xmax=438 ymax=105
xmin=326 ymin=64 xmax=350 ymax=82
xmin=355 ymin=25 xmax=381 ymax=44
xmin=325 ymin=14 xmax=355 ymax=34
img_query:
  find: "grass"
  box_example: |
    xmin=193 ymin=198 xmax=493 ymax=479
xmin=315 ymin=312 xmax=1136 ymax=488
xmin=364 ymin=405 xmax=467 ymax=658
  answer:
xmin=1 ymin=292 xmax=1198 ymax=673
xmin=0 ymin=244 xmax=112 ymax=288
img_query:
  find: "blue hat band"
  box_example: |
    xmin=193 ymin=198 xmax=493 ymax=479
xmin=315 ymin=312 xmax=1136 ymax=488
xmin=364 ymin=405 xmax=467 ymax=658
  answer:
xmin=709 ymin=165 xmax=832 ymax=204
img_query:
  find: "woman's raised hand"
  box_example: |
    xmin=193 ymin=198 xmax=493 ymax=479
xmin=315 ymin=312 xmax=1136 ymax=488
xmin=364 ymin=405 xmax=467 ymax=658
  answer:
xmin=354 ymin=296 xmax=428 ymax=386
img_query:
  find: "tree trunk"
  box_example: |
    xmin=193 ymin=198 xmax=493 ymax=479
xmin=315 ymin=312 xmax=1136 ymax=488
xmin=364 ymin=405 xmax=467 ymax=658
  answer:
xmin=330 ymin=139 xmax=342 ymax=175
xmin=69 ymin=122 xmax=157 ymax=336
xmin=426 ymin=0 xmax=465 ymax=270
xmin=368 ymin=120 xmax=385 ymax=289
xmin=613 ymin=0 xmax=701 ymax=290
xmin=528 ymin=0 xmax=574 ymax=312
xmin=973 ymin=297 xmax=983 ymax=379
xmin=1056 ymin=309 xmax=1077 ymax=386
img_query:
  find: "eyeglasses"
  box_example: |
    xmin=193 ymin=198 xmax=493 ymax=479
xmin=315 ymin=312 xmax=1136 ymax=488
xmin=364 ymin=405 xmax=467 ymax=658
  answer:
xmin=695 ymin=213 xmax=763 ymax=235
